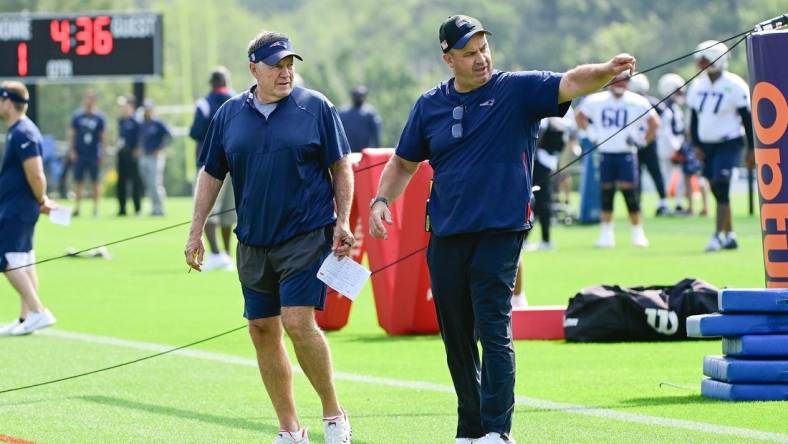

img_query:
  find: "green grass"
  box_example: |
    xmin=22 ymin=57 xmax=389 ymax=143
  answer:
xmin=1 ymin=194 xmax=785 ymax=443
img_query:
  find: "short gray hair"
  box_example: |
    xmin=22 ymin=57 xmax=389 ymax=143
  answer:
xmin=247 ymin=31 xmax=289 ymax=59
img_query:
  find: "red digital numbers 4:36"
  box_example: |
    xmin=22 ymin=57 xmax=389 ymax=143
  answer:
xmin=49 ymin=16 xmax=113 ymax=56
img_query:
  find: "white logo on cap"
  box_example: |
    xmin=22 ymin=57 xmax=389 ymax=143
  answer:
xmin=456 ymin=16 xmax=470 ymax=27
xmin=250 ymin=53 xmax=256 ymax=61
xmin=270 ymin=40 xmax=287 ymax=48
xmin=440 ymin=40 xmax=449 ymax=50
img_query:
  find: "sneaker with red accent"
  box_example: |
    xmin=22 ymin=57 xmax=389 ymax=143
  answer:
xmin=323 ymin=410 xmax=351 ymax=444
xmin=272 ymin=428 xmax=309 ymax=444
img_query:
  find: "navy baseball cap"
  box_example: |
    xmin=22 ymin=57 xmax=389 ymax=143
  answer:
xmin=439 ymin=15 xmax=491 ymax=53
xmin=0 ymin=87 xmax=28 ymax=104
xmin=249 ymin=38 xmax=303 ymax=65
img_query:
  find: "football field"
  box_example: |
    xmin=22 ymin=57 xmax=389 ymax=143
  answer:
xmin=1 ymin=195 xmax=786 ymax=443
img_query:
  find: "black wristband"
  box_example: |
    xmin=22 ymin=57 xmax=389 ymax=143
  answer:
xmin=370 ymin=196 xmax=389 ymax=209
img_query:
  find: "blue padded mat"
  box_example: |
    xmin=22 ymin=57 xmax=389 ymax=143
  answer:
xmin=686 ymin=313 xmax=788 ymax=338
xmin=701 ymin=378 xmax=788 ymax=401
xmin=703 ymin=355 xmax=788 ymax=383
xmin=724 ymin=335 xmax=788 ymax=358
xmin=719 ymin=288 xmax=788 ymax=313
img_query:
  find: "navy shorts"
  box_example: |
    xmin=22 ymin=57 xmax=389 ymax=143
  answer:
xmin=701 ymin=138 xmax=743 ymax=181
xmin=236 ymin=226 xmax=332 ymax=319
xmin=0 ymin=219 xmax=35 ymax=271
xmin=600 ymin=152 xmax=638 ymax=184
xmin=74 ymin=158 xmax=99 ymax=183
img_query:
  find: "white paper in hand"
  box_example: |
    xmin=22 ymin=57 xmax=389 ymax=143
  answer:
xmin=316 ymin=255 xmax=370 ymax=301
xmin=49 ymin=207 xmax=72 ymax=226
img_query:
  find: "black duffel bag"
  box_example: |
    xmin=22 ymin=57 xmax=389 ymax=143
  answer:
xmin=564 ymin=278 xmax=719 ymax=342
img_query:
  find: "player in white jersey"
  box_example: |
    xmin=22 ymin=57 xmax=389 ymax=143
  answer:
xmin=629 ymin=74 xmax=670 ymax=216
xmin=686 ymin=40 xmax=754 ymax=252
xmin=576 ymin=72 xmax=660 ymax=248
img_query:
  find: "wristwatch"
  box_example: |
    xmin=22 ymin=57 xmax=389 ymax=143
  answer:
xmin=370 ymin=196 xmax=389 ymax=209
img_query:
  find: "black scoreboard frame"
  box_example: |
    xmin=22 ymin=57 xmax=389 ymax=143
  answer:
xmin=0 ymin=11 xmax=163 ymax=83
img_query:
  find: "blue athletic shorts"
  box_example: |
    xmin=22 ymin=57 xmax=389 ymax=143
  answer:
xmin=701 ymin=138 xmax=743 ymax=181
xmin=0 ymin=218 xmax=35 ymax=271
xmin=74 ymin=158 xmax=99 ymax=183
xmin=236 ymin=226 xmax=332 ymax=319
xmin=600 ymin=152 xmax=638 ymax=184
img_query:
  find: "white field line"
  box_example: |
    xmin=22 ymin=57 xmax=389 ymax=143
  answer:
xmin=38 ymin=329 xmax=788 ymax=443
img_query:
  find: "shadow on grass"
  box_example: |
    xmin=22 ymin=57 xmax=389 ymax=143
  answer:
xmin=78 ymin=395 xmax=373 ymax=443
xmin=513 ymin=394 xmax=717 ymax=415
xmin=340 ymin=333 xmax=440 ymax=343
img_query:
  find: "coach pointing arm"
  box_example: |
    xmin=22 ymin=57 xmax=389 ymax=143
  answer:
xmin=557 ymin=54 xmax=636 ymax=103
xmin=369 ymin=53 xmax=636 ymax=239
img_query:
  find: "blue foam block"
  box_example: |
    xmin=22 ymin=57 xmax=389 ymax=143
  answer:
xmin=686 ymin=313 xmax=788 ymax=338
xmin=724 ymin=335 xmax=788 ymax=358
xmin=703 ymin=355 xmax=788 ymax=383
xmin=701 ymin=378 xmax=788 ymax=401
xmin=719 ymin=288 xmax=788 ymax=313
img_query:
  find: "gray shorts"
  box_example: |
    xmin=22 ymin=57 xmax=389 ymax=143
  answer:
xmin=236 ymin=226 xmax=332 ymax=319
xmin=208 ymin=177 xmax=236 ymax=226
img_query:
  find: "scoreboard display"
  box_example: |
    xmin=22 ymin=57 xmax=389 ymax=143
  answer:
xmin=0 ymin=12 xmax=163 ymax=81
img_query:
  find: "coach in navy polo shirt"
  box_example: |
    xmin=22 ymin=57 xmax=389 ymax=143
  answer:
xmin=370 ymin=15 xmax=636 ymax=444
xmin=184 ymin=31 xmax=354 ymax=443
xmin=139 ymin=101 xmax=172 ymax=216
xmin=69 ymin=91 xmax=106 ymax=217
xmin=0 ymin=82 xmax=58 ymax=336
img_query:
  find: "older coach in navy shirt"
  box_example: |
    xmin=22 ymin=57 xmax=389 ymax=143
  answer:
xmin=370 ymin=15 xmax=636 ymax=444
xmin=184 ymin=31 xmax=354 ymax=444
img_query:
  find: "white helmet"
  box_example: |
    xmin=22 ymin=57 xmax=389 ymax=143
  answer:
xmin=694 ymin=40 xmax=729 ymax=72
xmin=658 ymin=73 xmax=685 ymax=98
xmin=628 ymin=74 xmax=650 ymax=94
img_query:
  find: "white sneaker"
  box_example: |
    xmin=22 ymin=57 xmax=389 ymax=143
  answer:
xmin=0 ymin=319 xmax=22 ymax=336
xmin=594 ymin=228 xmax=615 ymax=248
xmin=631 ymin=226 xmax=649 ymax=248
xmin=512 ymin=292 xmax=529 ymax=308
xmin=9 ymin=310 xmax=56 ymax=336
xmin=475 ymin=432 xmax=516 ymax=444
xmin=202 ymin=253 xmax=225 ymax=272
xmin=220 ymin=252 xmax=235 ymax=271
xmin=323 ymin=410 xmax=351 ymax=444
xmin=705 ymin=233 xmax=723 ymax=252
xmin=273 ymin=428 xmax=309 ymax=444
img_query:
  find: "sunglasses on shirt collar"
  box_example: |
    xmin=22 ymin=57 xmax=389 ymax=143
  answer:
xmin=451 ymin=105 xmax=464 ymax=138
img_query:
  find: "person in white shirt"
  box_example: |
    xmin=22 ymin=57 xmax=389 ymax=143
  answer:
xmin=686 ymin=40 xmax=755 ymax=252
xmin=576 ymin=72 xmax=660 ymax=248
xmin=656 ymin=73 xmax=708 ymax=215
xmin=629 ymin=74 xmax=670 ymax=216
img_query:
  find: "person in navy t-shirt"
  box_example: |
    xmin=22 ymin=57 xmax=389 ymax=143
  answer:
xmin=189 ymin=67 xmax=236 ymax=271
xmin=115 ymin=95 xmax=143 ymax=216
xmin=69 ymin=90 xmax=106 ymax=217
xmin=184 ymin=31 xmax=354 ymax=443
xmin=0 ymin=82 xmax=58 ymax=336
xmin=339 ymin=85 xmax=382 ymax=153
xmin=370 ymin=15 xmax=636 ymax=443
xmin=139 ymin=100 xmax=172 ymax=216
